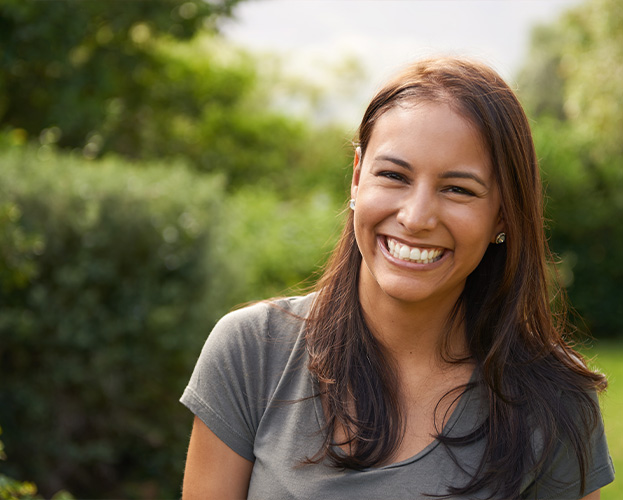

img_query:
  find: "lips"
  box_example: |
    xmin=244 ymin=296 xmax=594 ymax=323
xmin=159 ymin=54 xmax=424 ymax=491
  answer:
xmin=386 ymin=237 xmax=445 ymax=264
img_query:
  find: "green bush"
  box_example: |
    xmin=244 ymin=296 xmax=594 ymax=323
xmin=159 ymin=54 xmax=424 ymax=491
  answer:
xmin=0 ymin=144 xmax=225 ymax=498
xmin=101 ymin=35 xmax=353 ymax=197
xmin=517 ymin=0 xmax=623 ymax=337
xmin=0 ymin=0 xmax=241 ymax=150
xmin=533 ymin=118 xmax=623 ymax=337
xmin=213 ymin=186 xmax=345 ymax=307
xmin=0 ymin=425 xmax=74 ymax=500
xmin=0 ymin=202 xmax=42 ymax=296
xmin=0 ymin=140 xmax=348 ymax=497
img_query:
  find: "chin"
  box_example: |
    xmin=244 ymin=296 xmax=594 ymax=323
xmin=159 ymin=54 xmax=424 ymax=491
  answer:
xmin=372 ymin=272 xmax=466 ymax=309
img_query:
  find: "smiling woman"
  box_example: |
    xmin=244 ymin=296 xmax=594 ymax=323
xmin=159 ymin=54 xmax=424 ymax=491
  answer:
xmin=180 ymin=58 xmax=614 ymax=499
xmin=351 ymin=103 xmax=503 ymax=311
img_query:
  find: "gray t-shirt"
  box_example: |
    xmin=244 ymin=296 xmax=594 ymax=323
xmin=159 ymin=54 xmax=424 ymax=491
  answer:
xmin=180 ymin=294 xmax=615 ymax=499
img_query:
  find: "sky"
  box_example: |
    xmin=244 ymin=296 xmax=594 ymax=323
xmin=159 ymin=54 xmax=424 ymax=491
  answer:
xmin=221 ymin=0 xmax=584 ymax=124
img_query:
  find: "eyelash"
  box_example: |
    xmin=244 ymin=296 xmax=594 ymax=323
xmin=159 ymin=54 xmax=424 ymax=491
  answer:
xmin=379 ymin=171 xmax=406 ymax=182
xmin=378 ymin=171 xmax=476 ymax=196
xmin=445 ymin=186 xmax=476 ymax=196
xmin=379 ymin=171 xmax=477 ymax=197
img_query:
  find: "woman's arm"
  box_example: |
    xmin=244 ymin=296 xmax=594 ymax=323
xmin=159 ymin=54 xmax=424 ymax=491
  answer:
xmin=182 ymin=415 xmax=254 ymax=500
xmin=580 ymin=490 xmax=600 ymax=500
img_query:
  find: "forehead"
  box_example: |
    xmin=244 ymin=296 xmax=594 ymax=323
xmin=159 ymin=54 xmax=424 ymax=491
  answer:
xmin=366 ymin=102 xmax=492 ymax=169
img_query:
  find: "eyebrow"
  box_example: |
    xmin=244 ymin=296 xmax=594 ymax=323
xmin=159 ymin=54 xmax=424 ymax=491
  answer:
xmin=374 ymin=155 xmax=488 ymax=189
xmin=374 ymin=154 xmax=412 ymax=170
xmin=439 ymin=171 xmax=488 ymax=189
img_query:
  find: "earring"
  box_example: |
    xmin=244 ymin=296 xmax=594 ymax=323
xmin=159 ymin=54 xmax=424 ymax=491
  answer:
xmin=349 ymin=198 xmax=356 ymax=210
xmin=495 ymin=232 xmax=506 ymax=244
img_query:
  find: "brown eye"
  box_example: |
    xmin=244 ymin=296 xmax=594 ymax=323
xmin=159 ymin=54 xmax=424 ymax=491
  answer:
xmin=445 ymin=186 xmax=476 ymax=196
xmin=379 ymin=171 xmax=406 ymax=182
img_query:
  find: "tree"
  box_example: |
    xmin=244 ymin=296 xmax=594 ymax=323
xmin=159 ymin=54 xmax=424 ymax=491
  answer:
xmin=0 ymin=1 xmax=351 ymax=198
xmin=517 ymin=0 xmax=623 ymax=337
xmin=0 ymin=0 xmax=241 ymax=151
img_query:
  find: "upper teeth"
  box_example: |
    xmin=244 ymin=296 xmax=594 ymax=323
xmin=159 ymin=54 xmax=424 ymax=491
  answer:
xmin=387 ymin=238 xmax=444 ymax=264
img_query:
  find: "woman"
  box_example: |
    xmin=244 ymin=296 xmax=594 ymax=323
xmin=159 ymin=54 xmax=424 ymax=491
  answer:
xmin=180 ymin=57 xmax=614 ymax=499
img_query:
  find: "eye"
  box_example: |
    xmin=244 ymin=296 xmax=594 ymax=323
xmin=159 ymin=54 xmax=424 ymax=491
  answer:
xmin=444 ymin=185 xmax=476 ymax=196
xmin=378 ymin=171 xmax=407 ymax=182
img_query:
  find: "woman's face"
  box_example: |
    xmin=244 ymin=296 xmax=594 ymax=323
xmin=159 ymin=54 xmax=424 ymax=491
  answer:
xmin=351 ymin=101 xmax=504 ymax=309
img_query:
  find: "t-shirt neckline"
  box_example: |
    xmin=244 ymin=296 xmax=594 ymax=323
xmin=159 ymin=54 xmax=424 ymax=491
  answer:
xmin=309 ymin=363 xmax=477 ymax=470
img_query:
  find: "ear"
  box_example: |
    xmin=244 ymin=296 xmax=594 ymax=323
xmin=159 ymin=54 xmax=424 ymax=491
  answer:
xmin=351 ymin=146 xmax=362 ymax=201
xmin=491 ymin=211 xmax=506 ymax=243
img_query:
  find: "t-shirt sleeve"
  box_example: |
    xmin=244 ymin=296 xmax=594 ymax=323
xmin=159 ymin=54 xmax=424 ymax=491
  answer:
xmin=180 ymin=302 xmax=272 ymax=462
xmin=521 ymin=392 xmax=615 ymax=499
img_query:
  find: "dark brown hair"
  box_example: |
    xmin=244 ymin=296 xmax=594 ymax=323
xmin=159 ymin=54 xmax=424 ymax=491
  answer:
xmin=304 ymin=57 xmax=606 ymax=498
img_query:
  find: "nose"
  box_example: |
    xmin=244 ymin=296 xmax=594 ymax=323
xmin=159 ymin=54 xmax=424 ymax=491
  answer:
xmin=396 ymin=185 xmax=438 ymax=233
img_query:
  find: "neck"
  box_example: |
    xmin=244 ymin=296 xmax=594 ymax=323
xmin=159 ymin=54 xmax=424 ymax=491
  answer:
xmin=358 ymin=277 xmax=469 ymax=369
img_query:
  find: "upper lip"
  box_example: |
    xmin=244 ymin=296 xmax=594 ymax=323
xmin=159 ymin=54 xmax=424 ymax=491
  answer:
xmin=383 ymin=235 xmax=447 ymax=250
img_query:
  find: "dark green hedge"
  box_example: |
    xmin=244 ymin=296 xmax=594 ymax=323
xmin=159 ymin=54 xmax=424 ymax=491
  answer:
xmin=0 ymin=142 xmax=344 ymax=498
xmin=534 ymin=119 xmax=623 ymax=338
xmin=0 ymin=146 xmax=225 ymax=498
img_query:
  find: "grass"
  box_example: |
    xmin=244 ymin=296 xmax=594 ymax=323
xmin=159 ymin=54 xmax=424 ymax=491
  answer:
xmin=586 ymin=341 xmax=622 ymax=499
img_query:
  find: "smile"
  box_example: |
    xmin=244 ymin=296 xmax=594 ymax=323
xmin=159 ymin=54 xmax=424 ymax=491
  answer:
xmin=386 ymin=237 xmax=445 ymax=264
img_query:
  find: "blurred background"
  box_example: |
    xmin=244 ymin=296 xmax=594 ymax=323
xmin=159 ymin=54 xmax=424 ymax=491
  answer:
xmin=0 ymin=0 xmax=620 ymax=498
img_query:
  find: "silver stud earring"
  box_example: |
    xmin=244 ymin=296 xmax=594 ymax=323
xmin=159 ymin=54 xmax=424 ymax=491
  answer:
xmin=495 ymin=232 xmax=506 ymax=244
xmin=349 ymin=198 xmax=356 ymax=210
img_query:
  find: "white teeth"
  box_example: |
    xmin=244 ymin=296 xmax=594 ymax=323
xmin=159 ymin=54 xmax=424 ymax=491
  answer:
xmin=386 ymin=237 xmax=444 ymax=264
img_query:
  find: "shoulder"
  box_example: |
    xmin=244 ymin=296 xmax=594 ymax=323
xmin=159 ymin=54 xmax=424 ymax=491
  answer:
xmin=181 ymin=293 xmax=316 ymax=459
xmin=195 ymin=293 xmax=315 ymax=373
xmin=208 ymin=293 xmax=314 ymax=345
xmin=520 ymin=386 xmax=615 ymax=499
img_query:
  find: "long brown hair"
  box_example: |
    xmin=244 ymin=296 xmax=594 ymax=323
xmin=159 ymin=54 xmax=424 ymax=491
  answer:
xmin=305 ymin=57 xmax=607 ymax=498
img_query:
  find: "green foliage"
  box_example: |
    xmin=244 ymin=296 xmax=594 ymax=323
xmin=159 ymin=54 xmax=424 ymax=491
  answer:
xmin=534 ymin=119 xmax=623 ymax=337
xmin=213 ymin=187 xmax=345 ymax=307
xmin=0 ymin=474 xmax=39 ymax=500
xmin=558 ymin=0 xmax=623 ymax=160
xmin=94 ymin=35 xmax=262 ymax=167
xmin=0 ymin=3 xmax=352 ymax=196
xmin=0 ymin=426 xmax=74 ymax=500
xmin=0 ymin=138 xmax=347 ymax=497
xmin=520 ymin=0 xmax=623 ymax=157
xmin=0 ymin=144 xmax=226 ymax=498
xmin=0 ymin=202 xmax=43 ymax=294
xmin=89 ymin=34 xmax=351 ymax=196
xmin=518 ymin=0 xmax=623 ymax=337
xmin=0 ymin=474 xmax=73 ymax=500
xmin=0 ymin=0 xmax=241 ymax=150
xmin=0 ymin=1 xmax=354 ymax=495
xmin=515 ymin=24 xmax=567 ymax=119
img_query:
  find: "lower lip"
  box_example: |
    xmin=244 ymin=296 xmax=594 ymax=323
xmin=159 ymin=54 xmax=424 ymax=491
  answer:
xmin=377 ymin=236 xmax=449 ymax=270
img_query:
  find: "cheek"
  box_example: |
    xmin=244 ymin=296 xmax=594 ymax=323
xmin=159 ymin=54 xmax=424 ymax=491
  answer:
xmin=352 ymin=208 xmax=374 ymax=249
xmin=451 ymin=209 xmax=497 ymax=251
xmin=362 ymin=179 xmax=404 ymax=208
xmin=354 ymin=189 xmax=393 ymax=227
xmin=352 ymin=203 xmax=389 ymax=258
